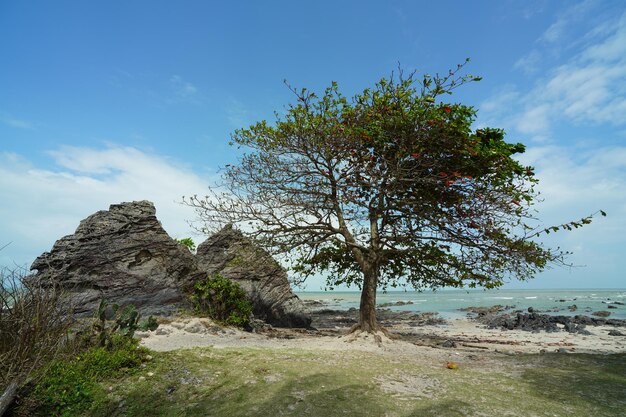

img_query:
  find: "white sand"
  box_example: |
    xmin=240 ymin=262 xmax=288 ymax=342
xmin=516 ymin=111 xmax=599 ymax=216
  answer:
xmin=138 ymin=316 xmax=626 ymax=357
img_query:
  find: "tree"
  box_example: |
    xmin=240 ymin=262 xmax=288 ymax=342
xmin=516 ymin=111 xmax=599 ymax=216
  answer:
xmin=185 ymin=61 xmax=601 ymax=333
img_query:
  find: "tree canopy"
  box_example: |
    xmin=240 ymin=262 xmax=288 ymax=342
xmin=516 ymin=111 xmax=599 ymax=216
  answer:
xmin=185 ymin=61 xmax=601 ymax=332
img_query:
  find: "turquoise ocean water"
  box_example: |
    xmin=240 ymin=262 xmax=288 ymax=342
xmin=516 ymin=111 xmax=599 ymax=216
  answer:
xmin=295 ymin=289 xmax=626 ymax=320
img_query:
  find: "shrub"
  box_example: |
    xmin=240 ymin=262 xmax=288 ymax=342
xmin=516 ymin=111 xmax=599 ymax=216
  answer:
xmin=0 ymin=265 xmax=73 ymax=415
xmin=176 ymin=237 xmax=196 ymax=252
xmin=32 ymin=335 xmax=148 ymax=416
xmin=191 ymin=274 xmax=252 ymax=327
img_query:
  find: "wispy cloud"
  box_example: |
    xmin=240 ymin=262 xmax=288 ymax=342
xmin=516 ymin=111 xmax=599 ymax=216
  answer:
xmin=526 ymin=12 xmax=626 ymax=133
xmin=107 ymin=70 xmax=204 ymax=106
xmin=0 ymin=146 xmax=213 ymax=267
xmin=514 ymin=49 xmax=542 ymax=74
xmin=170 ymin=74 xmax=198 ymax=99
xmin=483 ymin=7 xmax=626 ymax=139
xmin=0 ymin=113 xmax=35 ymax=130
xmin=225 ymin=97 xmax=249 ymax=127
xmin=539 ymin=0 xmax=597 ymax=44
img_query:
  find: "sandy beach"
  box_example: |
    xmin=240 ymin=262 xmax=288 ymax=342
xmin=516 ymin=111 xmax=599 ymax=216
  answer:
xmin=138 ymin=310 xmax=626 ymax=357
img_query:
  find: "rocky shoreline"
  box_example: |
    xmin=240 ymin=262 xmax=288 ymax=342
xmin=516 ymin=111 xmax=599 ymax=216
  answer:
xmin=268 ymin=299 xmax=626 ymax=352
xmin=301 ymin=299 xmax=626 ymax=335
xmin=474 ymin=308 xmax=626 ymax=335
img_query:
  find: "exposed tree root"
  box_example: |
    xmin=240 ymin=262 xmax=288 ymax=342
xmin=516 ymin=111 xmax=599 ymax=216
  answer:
xmin=348 ymin=323 xmax=394 ymax=337
xmin=344 ymin=323 xmax=396 ymax=347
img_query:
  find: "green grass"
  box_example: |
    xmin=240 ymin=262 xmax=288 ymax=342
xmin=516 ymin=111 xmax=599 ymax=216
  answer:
xmin=48 ymin=347 xmax=626 ymax=417
xmin=28 ymin=336 xmax=150 ymax=416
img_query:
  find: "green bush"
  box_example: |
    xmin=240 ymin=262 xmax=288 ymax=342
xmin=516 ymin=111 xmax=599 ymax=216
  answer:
xmin=191 ymin=274 xmax=252 ymax=327
xmin=176 ymin=237 xmax=196 ymax=252
xmin=33 ymin=336 xmax=148 ymax=416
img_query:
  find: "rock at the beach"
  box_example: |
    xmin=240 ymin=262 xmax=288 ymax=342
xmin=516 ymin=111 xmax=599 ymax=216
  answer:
xmin=563 ymin=321 xmax=576 ymax=333
xmin=249 ymin=318 xmax=274 ymax=333
xmin=479 ymin=312 xmax=602 ymax=334
xmin=309 ymin=308 xmax=444 ymax=330
xmin=31 ymin=201 xmax=203 ymax=316
xmin=592 ymin=311 xmax=611 ymax=317
xmin=441 ymin=339 xmax=457 ymax=348
xmin=195 ymin=225 xmax=311 ymax=328
xmin=608 ymin=330 xmax=625 ymax=336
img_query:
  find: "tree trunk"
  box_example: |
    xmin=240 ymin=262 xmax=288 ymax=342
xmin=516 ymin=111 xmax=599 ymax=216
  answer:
xmin=357 ymin=266 xmax=379 ymax=332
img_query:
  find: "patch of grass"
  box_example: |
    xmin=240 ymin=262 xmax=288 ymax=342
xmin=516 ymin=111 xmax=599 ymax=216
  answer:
xmin=33 ymin=346 xmax=626 ymax=417
xmin=29 ymin=335 xmax=149 ymax=416
xmin=518 ymin=353 xmax=626 ymax=415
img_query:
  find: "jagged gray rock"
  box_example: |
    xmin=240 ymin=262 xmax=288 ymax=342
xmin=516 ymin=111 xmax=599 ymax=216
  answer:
xmin=195 ymin=225 xmax=311 ymax=328
xmin=31 ymin=201 xmax=203 ymax=316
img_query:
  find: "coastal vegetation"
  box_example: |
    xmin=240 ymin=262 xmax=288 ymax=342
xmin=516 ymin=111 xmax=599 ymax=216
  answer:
xmin=176 ymin=237 xmax=197 ymax=253
xmin=190 ymin=273 xmax=253 ymax=327
xmin=15 ymin=346 xmax=626 ymax=416
xmin=0 ymin=266 xmax=72 ymax=415
xmin=3 ymin=299 xmax=157 ymax=416
xmin=184 ymin=61 xmax=602 ymax=333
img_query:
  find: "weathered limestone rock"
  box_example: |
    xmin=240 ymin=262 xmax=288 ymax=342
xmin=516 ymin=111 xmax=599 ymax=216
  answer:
xmin=31 ymin=201 xmax=202 ymax=316
xmin=195 ymin=225 xmax=311 ymax=328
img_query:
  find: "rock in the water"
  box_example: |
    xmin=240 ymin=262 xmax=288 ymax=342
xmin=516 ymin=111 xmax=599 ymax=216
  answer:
xmin=31 ymin=201 xmax=202 ymax=316
xmin=378 ymin=300 xmax=414 ymax=308
xmin=592 ymin=310 xmax=611 ymax=317
xmin=195 ymin=225 xmax=311 ymax=328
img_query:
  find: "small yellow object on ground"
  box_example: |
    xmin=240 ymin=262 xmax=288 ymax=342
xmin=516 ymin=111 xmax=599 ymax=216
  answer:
xmin=446 ymin=361 xmax=459 ymax=369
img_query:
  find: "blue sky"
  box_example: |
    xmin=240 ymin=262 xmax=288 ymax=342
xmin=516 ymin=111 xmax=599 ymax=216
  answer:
xmin=1 ymin=0 xmax=625 ymax=290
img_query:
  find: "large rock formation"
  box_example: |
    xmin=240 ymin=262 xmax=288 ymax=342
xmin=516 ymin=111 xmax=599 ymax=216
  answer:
xmin=195 ymin=225 xmax=311 ymax=328
xmin=31 ymin=201 xmax=202 ymax=316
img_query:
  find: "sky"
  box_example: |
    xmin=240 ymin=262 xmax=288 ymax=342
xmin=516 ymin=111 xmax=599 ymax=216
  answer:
xmin=1 ymin=0 xmax=625 ymax=290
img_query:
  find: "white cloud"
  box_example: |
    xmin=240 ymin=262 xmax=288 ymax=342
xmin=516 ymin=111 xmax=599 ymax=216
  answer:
xmin=0 ymin=146 xmax=214 ymax=268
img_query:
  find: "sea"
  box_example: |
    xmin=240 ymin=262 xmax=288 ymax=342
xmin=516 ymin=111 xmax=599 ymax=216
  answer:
xmin=295 ymin=289 xmax=626 ymax=320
